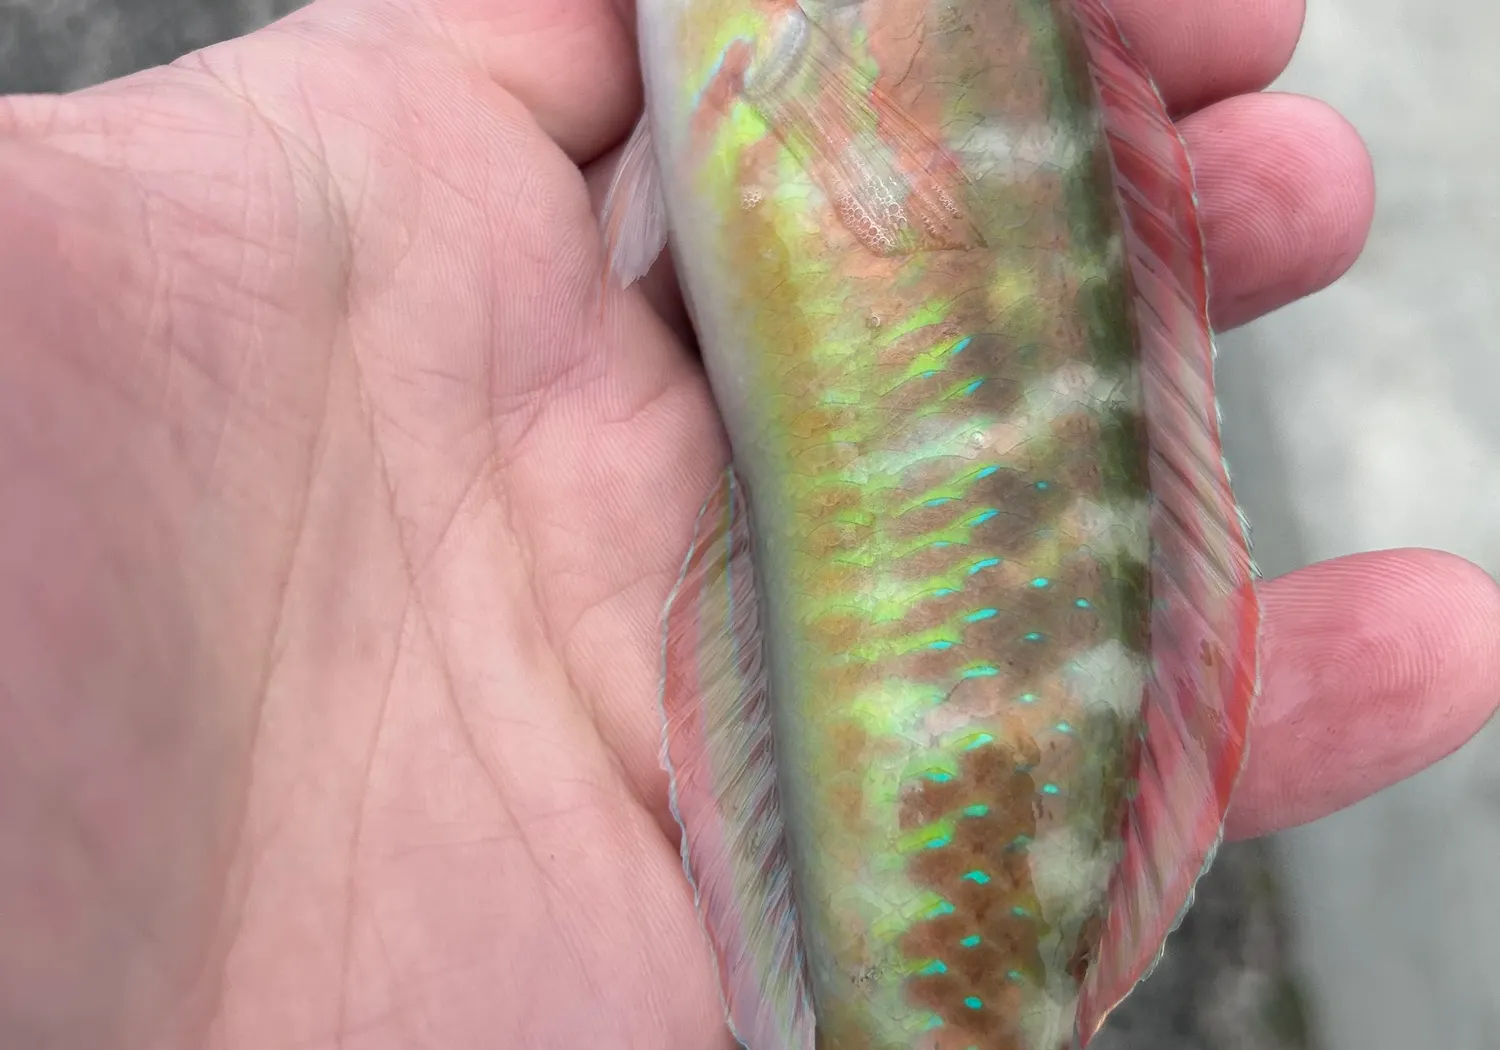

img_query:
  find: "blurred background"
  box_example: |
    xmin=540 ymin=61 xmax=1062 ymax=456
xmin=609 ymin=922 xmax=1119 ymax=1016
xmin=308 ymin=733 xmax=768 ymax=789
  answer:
xmin=1 ymin=0 xmax=1495 ymax=1047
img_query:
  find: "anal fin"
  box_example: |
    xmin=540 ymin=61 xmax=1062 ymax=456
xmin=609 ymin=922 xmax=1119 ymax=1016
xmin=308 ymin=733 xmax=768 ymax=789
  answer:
xmin=1070 ymin=1 xmax=1261 ymax=1043
xmin=659 ymin=469 xmax=815 ymax=1050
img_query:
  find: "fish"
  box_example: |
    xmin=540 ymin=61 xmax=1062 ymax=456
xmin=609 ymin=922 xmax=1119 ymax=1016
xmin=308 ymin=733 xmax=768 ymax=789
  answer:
xmin=597 ymin=2 xmax=1260 ymax=1048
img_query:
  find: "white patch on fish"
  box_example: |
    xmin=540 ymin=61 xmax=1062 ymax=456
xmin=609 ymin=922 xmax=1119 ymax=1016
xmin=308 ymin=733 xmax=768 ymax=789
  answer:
xmin=954 ymin=119 xmax=1088 ymax=182
xmin=1059 ymin=497 xmax=1151 ymax=562
xmin=1060 ymin=640 xmax=1149 ymax=718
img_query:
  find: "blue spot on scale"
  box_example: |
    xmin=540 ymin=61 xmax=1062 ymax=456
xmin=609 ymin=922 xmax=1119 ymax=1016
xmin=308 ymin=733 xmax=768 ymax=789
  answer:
xmin=1075 ymin=597 xmax=1093 ymax=609
xmin=924 ymin=496 xmax=955 ymax=508
xmin=966 ymin=509 xmax=998 ymax=527
xmin=931 ymin=540 xmax=952 ymax=549
xmin=923 ymin=769 xmax=954 ymax=783
xmin=959 ymin=379 xmax=984 ymax=396
xmin=933 ymin=587 xmax=957 ymax=597
xmin=962 ymin=870 xmax=991 ymax=884
xmin=967 ymin=557 xmax=1000 ymax=575
xmin=1056 ymin=721 xmax=1074 ymax=734
xmin=919 ymin=370 xmax=938 ymax=379
xmin=962 ymin=732 xmax=994 ymax=750
xmin=916 ymin=960 xmax=948 ymax=976
xmin=1018 ymin=692 xmax=1038 ymax=704
xmin=964 ymin=997 xmax=983 ymax=1010
xmin=1006 ymin=970 xmax=1025 ymax=983
xmin=1011 ymin=905 xmax=1031 ymax=918
xmin=925 ymin=832 xmax=953 ymax=849
xmin=964 ymin=608 xmax=997 ymax=623
xmin=923 ymin=1015 xmax=945 ymax=1031
xmin=928 ymin=640 xmax=955 ymax=651
xmin=925 ymin=899 xmax=956 ymax=919
xmin=950 ymin=336 xmax=972 ymax=354
xmin=973 ymin=465 xmax=999 ymax=480
xmin=963 ymin=803 xmax=989 ymax=817
xmin=1023 ymin=632 xmax=1044 ymax=643
xmin=960 ymin=934 xmax=982 ymax=948
xmin=1030 ymin=577 xmax=1050 ymax=588
xmin=1034 ymin=480 xmax=1050 ymax=491
xmin=961 ymin=663 xmax=998 ymax=678
xmin=1041 ymin=783 xmax=1061 ymax=795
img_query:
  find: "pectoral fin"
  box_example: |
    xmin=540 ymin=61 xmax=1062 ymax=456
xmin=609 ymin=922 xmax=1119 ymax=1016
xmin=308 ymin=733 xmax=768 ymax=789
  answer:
xmin=696 ymin=2 xmax=984 ymax=256
xmin=598 ymin=113 xmax=669 ymax=290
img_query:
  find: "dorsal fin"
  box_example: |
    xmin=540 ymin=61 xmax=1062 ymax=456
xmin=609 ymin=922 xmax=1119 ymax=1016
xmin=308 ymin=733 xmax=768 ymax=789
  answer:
xmin=1069 ymin=2 xmax=1262 ymax=1042
xmin=659 ymin=469 xmax=816 ymax=1050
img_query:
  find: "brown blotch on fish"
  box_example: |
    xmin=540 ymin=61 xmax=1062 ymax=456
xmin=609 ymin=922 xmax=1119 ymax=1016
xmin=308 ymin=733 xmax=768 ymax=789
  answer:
xmin=801 ymin=519 xmax=873 ymax=560
xmin=899 ymin=777 xmax=964 ymax=832
xmin=897 ymin=743 xmax=1051 ymax=1048
xmin=826 ymin=773 xmax=869 ymax=834
xmin=795 ymin=438 xmax=864 ymax=477
xmin=827 ymin=719 xmax=873 ymax=770
xmin=967 ymin=473 xmax=1067 ymax=554
xmin=885 ymin=499 xmax=976 ymax=545
xmin=787 ymin=404 xmax=861 ymax=441
xmin=805 ymin=609 xmax=869 ymax=657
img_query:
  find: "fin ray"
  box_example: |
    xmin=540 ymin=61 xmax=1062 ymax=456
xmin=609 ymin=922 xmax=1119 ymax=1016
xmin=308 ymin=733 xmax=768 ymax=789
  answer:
xmin=660 ymin=469 xmax=816 ymax=1050
xmin=737 ymin=3 xmax=985 ymax=255
xmin=1070 ymin=2 xmax=1261 ymax=1042
xmin=599 ymin=114 xmax=669 ymax=290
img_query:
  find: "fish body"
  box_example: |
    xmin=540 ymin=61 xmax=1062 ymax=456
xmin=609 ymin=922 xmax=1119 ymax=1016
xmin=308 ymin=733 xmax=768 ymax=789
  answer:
xmin=603 ymin=2 xmax=1259 ymax=1048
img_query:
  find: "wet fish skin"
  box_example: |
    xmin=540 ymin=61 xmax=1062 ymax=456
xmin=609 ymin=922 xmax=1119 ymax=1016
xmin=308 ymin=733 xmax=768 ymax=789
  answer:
xmin=611 ymin=2 xmax=1259 ymax=1048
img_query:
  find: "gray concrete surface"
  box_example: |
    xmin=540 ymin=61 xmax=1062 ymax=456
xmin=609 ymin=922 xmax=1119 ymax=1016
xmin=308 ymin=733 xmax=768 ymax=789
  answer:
xmin=0 ymin=0 xmax=301 ymax=93
xmin=1217 ymin=4 xmax=1500 ymax=1049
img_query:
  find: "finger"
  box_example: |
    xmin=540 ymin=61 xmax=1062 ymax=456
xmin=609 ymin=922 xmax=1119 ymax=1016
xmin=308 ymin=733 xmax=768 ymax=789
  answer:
xmin=283 ymin=0 xmax=641 ymax=164
xmin=448 ymin=0 xmax=641 ymax=162
xmin=1109 ymin=0 xmax=1306 ymax=115
xmin=1183 ymin=92 xmax=1375 ymax=331
xmin=1226 ymin=549 xmax=1500 ymax=841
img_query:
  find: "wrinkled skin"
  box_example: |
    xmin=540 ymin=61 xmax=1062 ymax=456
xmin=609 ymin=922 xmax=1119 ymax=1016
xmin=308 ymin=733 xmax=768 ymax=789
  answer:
xmin=0 ymin=0 xmax=1496 ymax=1048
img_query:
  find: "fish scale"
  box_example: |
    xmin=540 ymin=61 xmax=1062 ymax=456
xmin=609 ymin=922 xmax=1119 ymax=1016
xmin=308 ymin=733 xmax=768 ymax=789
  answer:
xmin=606 ymin=1 xmax=1258 ymax=1048
xmin=747 ymin=143 xmax=1148 ymax=1050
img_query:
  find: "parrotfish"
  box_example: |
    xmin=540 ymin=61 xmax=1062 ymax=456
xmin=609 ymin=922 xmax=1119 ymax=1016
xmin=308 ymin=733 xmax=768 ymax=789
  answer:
xmin=598 ymin=2 xmax=1260 ymax=1048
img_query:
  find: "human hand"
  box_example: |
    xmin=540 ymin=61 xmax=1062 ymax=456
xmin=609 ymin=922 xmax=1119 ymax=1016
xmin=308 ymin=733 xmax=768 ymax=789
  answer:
xmin=0 ymin=0 xmax=1494 ymax=1047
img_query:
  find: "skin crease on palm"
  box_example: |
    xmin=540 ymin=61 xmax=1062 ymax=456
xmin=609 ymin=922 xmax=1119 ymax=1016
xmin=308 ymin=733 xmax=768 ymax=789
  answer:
xmin=0 ymin=0 xmax=1496 ymax=1045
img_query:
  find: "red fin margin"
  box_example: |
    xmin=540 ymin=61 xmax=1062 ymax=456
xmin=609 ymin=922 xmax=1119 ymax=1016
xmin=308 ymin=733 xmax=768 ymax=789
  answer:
xmin=1070 ymin=1 xmax=1262 ymax=1042
xmin=659 ymin=469 xmax=816 ymax=1050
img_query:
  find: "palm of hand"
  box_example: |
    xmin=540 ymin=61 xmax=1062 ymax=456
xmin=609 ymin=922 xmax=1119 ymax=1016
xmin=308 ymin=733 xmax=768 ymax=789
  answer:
xmin=0 ymin=2 xmax=1495 ymax=1049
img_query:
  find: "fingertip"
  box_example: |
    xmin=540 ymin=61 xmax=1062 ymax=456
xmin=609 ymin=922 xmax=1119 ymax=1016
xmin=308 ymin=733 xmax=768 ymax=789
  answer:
xmin=1109 ymin=0 xmax=1306 ymax=114
xmin=1183 ymin=92 xmax=1374 ymax=330
xmin=1229 ymin=549 xmax=1500 ymax=839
